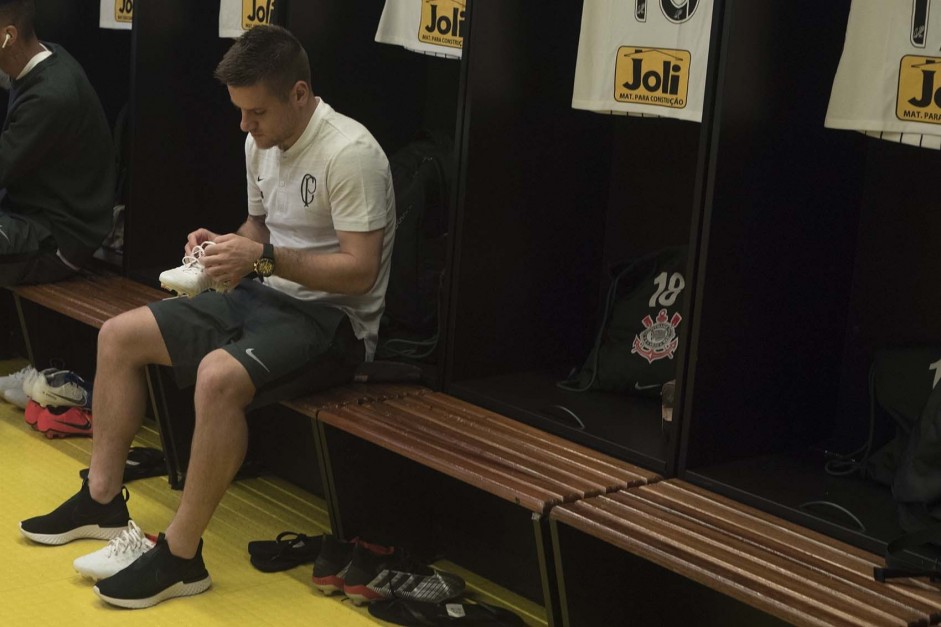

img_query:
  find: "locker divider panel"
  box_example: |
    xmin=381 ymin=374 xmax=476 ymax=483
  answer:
xmin=125 ymin=0 xmax=247 ymax=285
xmin=35 ymin=0 xmax=131 ymax=128
xmin=679 ymin=0 xmax=941 ymax=560
xmin=444 ymin=0 xmax=708 ymax=471
xmin=33 ymin=0 xmax=132 ymax=272
xmin=285 ymin=0 xmax=462 ymax=384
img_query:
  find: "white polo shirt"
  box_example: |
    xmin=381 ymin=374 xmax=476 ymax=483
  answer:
xmin=246 ymin=99 xmax=396 ymax=359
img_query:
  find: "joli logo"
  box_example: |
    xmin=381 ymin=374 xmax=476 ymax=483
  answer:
xmin=897 ymin=55 xmax=941 ymax=125
xmin=419 ymin=0 xmax=465 ymax=50
xmin=114 ymin=0 xmax=133 ymax=23
xmin=243 ymin=0 xmax=276 ymax=31
xmin=614 ymin=46 xmax=690 ymax=110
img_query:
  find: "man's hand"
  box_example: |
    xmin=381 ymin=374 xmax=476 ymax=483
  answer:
xmin=185 ymin=228 xmax=221 ymax=256
xmin=199 ymin=233 xmax=265 ymax=286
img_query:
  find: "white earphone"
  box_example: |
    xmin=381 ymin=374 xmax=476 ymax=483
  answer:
xmin=2 ymin=34 xmax=10 ymax=49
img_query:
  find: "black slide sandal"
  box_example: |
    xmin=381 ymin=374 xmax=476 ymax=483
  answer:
xmin=248 ymin=531 xmax=324 ymax=572
xmin=79 ymin=446 xmax=167 ymax=482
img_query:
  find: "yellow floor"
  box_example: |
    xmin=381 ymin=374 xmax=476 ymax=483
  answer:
xmin=0 ymin=379 xmax=387 ymax=625
xmin=0 ymin=360 xmax=546 ymax=626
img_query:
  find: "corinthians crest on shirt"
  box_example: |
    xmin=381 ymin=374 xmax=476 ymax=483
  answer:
xmin=632 ymin=308 xmax=682 ymax=364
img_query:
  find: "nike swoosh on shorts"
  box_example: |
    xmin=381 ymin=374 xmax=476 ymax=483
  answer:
xmin=245 ymin=348 xmax=271 ymax=373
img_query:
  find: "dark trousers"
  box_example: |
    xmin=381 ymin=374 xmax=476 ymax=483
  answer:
xmin=0 ymin=203 xmax=79 ymax=286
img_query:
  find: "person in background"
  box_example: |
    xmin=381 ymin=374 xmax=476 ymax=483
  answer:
xmin=0 ymin=0 xmax=115 ymax=284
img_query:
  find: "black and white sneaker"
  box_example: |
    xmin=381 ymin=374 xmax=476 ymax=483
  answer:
xmin=94 ymin=533 xmax=212 ymax=608
xmin=342 ymin=544 xmax=465 ymax=605
xmin=312 ymin=535 xmax=392 ymax=594
xmin=19 ymin=480 xmax=130 ymax=545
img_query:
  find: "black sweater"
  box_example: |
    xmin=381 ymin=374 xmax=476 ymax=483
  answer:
xmin=1 ymin=43 xmax=115 ymax=264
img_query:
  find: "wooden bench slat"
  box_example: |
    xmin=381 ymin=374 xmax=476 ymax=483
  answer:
xmin=647 ymin=482 xmax=941 ymax=615
xmin=592 ymin=490 xmax=931 ymax=625
xmin=555 ymin=498 xmax=858 ymax=627
xmin=342 ymin=401 xmax=610 ymax=500
xmin=318 ymin=395 xmax=661 ymax=513
xmin=13 ymin=275 xmax=167 ymax=329
xmin=552 ymin=483 xmax=941 ymax=627
xmin=648 ymin=483 xmax=897 ymax=574
xmin=320 ymin=404 xmax=561 ymax=512
xmin=417 ymin=393 xmax=657 ymax=484
xmin=281 ymin=383 xmax=426 ymax=415
xmin=381 ymin=397 xmax=639 ymax=496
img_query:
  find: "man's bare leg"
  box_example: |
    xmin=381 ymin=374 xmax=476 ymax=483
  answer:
xmin=87 ymin=307 xmax=171 ymax=505
xmin=164 ymin=349 xmax=255 ymax=558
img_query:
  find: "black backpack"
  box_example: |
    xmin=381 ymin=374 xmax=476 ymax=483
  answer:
xmin=378 ymin=132 xmax=454 ymax=360
xmin=857 ymin=347 xmax=941 ymax=579
xmin=559 ymin=247 xmax=687 ymax=397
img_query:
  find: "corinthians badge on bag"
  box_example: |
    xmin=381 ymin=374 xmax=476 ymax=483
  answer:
xmin=632 ymin=309 xmax=682 ymax=364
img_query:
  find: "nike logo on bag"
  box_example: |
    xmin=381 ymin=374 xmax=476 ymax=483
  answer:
xmin=257 ymin=176 xmax=263 ymax=182
xmin=245 ymin=348 xmax=270 ymax=373
xmin=634 ymin=382 xmax=661 ymax=391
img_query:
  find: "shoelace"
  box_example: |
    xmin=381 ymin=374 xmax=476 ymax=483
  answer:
xmin=105 ymin=521 xmax=149 ymax=558
xmin=179 ymin=241 xmax=216 ymax=271
xmin=18 ymin=368 xmax=42 ymax=395
xmin=5 ymin=366 xmax=32 ymax=384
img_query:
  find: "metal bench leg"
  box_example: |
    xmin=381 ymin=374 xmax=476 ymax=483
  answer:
xmin=146 ymin=365 xmax=186 ymax=489
xmin=12 ymin=293 xmax=34 ymax=366
xmin=313 ymin=416 xmax=343 ymax=539
xmin=534 ymin=513 xmax=562 ymax=627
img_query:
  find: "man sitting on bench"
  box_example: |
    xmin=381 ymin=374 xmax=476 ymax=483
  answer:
xmin=0 ymin=0 xmax=115 ymax=283
xmin=19 ymin=24 xmax=396 ymax=608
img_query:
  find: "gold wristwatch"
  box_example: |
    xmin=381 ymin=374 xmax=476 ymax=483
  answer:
xmin=253 ymin=243 xmax=275 ymax=278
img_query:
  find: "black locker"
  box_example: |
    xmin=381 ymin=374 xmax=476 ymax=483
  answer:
xmin=443 ymin=0 xmax=714 ymax=474
xmin=284 ymin=0 xmax=462 ymax=383
xmin=34 ymin=0 xmax=131 ymax=130
xmin=119 ymin=0 xmax=301 ymax=489
xmin=33 ymin=0 xmax=132 ymax=273
xmin=4 ymin=2 xmax=133 ymax=369
xmin=124 ymin=0 xmax=247 ymax=285
xmin=680 ymin=0 xmax=941 ymax=559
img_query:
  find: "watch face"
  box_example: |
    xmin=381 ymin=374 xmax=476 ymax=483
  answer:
xmin=256 ymin=257 xmax=275 ymax=277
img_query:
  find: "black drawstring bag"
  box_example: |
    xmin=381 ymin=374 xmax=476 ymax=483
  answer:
xmin=559 ymin=247 xmax=687 ymax=398
xmin=858 ymin=346 xmax=941 ymax=581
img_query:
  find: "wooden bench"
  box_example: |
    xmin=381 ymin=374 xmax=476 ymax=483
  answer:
xmin=310 ymin=391 xmax=661 ymax=626
xmin=8 ymin=273 xmax=188 ymax=474
xmin=13 ymin=272 xmax=666 ymax=627
xmin=11 ymin=273 xmax=168 ymax=331
xmin=8 ymin=272 xmax=430 ymax=489
xmin=11 ymin=273 xmax=168 ymax=370
xmin=549 ymin=479 xmax=941 ymax=627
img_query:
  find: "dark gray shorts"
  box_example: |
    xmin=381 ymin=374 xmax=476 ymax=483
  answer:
xmin=148 ymin=279 xmax=365 ymax=408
